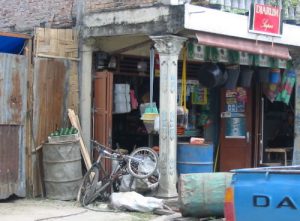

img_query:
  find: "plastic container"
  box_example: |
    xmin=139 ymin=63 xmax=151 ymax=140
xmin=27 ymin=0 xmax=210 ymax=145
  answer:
xmin=114 ymin=93 xmax=130 ymax=103
xmin=141 ymin=113 xmax=159 ymax=134
xmin=198 ymin=63 xmax=226 ymax=88
xmin=225 ymin=65 xmax=240 ymax=89
xmin=258 ymin=67 xmax=270 ymax=83
xmin=227 ymin=166 xmax=300 ymax=221
xmin=114 ymin=101 xmax=131 ymax=113
xmin=114 ymin=84 xmax=130 ymax=93
xmin=239 ymin=68 xmax=254 ymax=87
xmin=269 ymin=69 xmax=281 ymax=84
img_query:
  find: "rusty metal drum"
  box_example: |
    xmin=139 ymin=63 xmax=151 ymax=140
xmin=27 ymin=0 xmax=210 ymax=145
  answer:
xmin=43 ymin=140 xmax=82 ymax=200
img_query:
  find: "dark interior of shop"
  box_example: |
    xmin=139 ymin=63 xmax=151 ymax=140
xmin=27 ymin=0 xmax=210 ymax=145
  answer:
xmin=92 ymin=50 xmax=295 ymax=169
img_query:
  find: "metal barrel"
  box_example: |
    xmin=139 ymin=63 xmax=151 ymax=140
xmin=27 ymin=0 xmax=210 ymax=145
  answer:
xmin=177 ymin=143 xmax=214 ymax=175
xmin=179 ymin=172 xmax=233 ymax=218
xmin=43 ymin=140 xmax=82 ymax=200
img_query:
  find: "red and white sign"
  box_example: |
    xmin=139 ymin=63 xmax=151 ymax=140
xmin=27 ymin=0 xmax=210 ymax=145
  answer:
xmin=250 ymin=4 xmax=282 ymax=36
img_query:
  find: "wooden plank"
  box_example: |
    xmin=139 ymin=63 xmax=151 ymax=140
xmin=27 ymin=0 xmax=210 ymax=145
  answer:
xmin=68 ymin=109 xmax=92 ymax=170
xmin=68 ymin=62 xmax=79 ymax=114
xmin=25 ymin=38 xmax=34 ymax=196
xmin=36 ymin=53 xmax=80 ymax=61
xmin=35 ymin=28 xmax=78 ymax=59
xmin=0 ymin=31 xmax=31 ymax=39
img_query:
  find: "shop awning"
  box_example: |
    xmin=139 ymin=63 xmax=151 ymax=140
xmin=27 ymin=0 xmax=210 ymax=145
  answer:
xmin=196 ymin=32 xmax=291 ymax=60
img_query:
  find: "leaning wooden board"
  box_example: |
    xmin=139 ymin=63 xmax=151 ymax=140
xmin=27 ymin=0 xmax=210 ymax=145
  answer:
xmin=68 ymin=109 xmax=92 ymax=170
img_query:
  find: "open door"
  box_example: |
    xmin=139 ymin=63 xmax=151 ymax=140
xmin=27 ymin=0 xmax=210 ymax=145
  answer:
xmin=93 ymin=71 xmax=113 ymax=173
xmin=219 ymin=87 xmax=253 ymax=171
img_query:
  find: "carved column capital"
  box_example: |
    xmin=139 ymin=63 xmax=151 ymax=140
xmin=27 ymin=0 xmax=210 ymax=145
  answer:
xmin=150 ymin=35 xmax=187 ymax=56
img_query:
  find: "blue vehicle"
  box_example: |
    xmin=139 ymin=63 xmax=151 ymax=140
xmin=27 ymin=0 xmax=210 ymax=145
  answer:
xmin=225 ymin=166 xmax=300 ymax=221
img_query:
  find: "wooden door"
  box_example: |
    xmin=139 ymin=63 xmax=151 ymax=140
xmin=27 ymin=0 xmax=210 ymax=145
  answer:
xmin=219 ymin=87 xmax=253 ymax=171
xmin=93 ymin=71 xmax=113 ymax=172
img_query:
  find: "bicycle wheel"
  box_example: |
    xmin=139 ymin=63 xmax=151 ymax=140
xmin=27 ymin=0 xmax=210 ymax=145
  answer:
xmin=77 ymin=164 xmax=99 ymax=206
xmin=128 ymin=147 xmax=158 ymax=179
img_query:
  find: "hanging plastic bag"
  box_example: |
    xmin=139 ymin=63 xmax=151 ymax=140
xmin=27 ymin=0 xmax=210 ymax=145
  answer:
xmin=110 ymin=192 xmax=164 ymax=212
xmin=154 ymin=116 xmax=159 ymax=132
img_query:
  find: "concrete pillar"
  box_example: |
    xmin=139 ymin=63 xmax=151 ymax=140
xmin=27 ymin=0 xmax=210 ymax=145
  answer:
xmin=293 ymin=59 xmax=300 ymax=164
xmin=151 ymin=35 xmax=187 ymax=198
xmin=79 ymin=41 xmax=93 ymax=153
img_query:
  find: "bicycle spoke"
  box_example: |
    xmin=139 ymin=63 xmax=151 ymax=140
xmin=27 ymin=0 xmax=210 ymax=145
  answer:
xmin=128 ymin=147 xmax=158 ymax=179
xmin=77 ymin=166 xmax=99 ymax=206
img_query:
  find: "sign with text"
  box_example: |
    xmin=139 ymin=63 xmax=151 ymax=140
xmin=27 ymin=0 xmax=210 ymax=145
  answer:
xmin=249 ymin=4 xmax=282 ymax=36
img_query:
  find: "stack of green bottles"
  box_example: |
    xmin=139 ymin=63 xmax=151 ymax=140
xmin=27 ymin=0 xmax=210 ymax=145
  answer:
xmin=50 ymin=127 xmax=78 ymax=137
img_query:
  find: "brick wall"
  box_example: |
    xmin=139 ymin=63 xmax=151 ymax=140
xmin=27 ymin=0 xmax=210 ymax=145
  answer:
xmin=0 ymin=0 xmax=78 ymax=33
xmin=86 ymin=0 xmax=159 ymax=13
xmin=0 ymin=0 xmax=161 ymax=33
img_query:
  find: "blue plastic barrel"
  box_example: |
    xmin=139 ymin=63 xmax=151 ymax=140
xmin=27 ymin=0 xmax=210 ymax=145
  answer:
xmin=177 ymin=143 xmax=213 ymax=175
xmin=230 ymin=166 xmax=300 ymax=221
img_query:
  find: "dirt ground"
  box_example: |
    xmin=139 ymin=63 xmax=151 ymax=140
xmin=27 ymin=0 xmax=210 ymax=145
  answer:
xmin=0 ymin=197 xmax=160 ymax=221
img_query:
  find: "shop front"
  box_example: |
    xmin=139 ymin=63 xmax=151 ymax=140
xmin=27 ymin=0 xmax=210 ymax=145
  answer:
xmin=80 ymin=2 xmax=300 ymax=198
xmin=183 ymin=4 xmax=300 ymax=171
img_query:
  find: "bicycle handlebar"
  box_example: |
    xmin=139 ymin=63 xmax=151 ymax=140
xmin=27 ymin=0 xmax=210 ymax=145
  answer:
xmin=91 ymin=140 xmax=124 ymax=158
xmin=91 ymin=140 xmax=143 ymax=162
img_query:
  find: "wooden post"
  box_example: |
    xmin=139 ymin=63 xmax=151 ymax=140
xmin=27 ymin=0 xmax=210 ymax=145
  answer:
xmin=25 ymin=38 xmax=34 ymax=197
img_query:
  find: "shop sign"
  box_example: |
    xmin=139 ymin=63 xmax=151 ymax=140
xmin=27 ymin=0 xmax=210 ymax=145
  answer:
xmin=276 ymin=58 xmax=287 ymax=69
xmin=249 ymin=4 xmax=282 ymax=37
xmin=187 ymin=42 xmax=205 ymax=61
xmin=257 ymin=55 xmax=272 ymax=67
xmin=225 ymin=117 xmax=246 ymax=139
xmin=187 ymin=42 xmax=287 ymax=68
xmin=239 ymin=52 xmax=252 ymax=65
xmin=217 ymin=48 xmax=229 ymax=63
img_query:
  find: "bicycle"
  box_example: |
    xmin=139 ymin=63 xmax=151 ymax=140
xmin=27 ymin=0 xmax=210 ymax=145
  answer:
xmin=77 ymin=140 xmax=159 ymax=206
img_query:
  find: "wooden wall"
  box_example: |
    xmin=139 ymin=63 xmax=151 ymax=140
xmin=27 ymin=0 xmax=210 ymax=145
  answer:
xmin=29 ymin=28 xmax=79 ymax=196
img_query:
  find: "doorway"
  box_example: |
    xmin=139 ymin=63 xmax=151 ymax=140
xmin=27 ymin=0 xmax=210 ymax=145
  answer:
xmin=219 ymin=87 xmax=253 ymax=171
xmin=258 ymin=88 xmax=295 ymax=166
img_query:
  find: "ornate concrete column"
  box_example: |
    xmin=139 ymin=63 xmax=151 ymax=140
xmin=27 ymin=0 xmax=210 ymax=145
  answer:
xmin=151 ymin=35 xmax=187 ymax=198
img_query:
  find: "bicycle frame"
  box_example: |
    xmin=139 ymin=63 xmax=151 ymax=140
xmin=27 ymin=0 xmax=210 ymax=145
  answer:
xmin=78 ymin=141 xmax=158 ymax=205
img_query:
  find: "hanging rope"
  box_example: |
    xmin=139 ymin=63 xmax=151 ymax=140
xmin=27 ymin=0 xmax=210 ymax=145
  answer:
xmin=180 ymin=46 xmax=187 ymax=111
xmin=150 ymin=46 xmax=155 ymax=106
